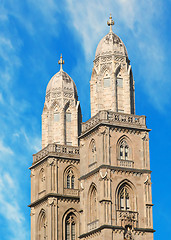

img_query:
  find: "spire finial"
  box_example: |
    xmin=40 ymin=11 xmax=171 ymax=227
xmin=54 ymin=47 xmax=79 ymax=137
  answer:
xmin=107 ymin=14 xmax=114 ymax=32
xmin=58 ymin=54 xmax=64 ymax=71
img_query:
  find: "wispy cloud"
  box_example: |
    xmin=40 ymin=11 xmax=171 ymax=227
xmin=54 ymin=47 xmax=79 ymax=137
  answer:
xmin=0 ymin=139 xmax=14 ymax=156
xmin=20 ymin=127 xmax=41 ymax=152
xmin=0 ymin=172 xmax=29 ymax=240
xmin=66 ymin=0 xmax=169 ymax=111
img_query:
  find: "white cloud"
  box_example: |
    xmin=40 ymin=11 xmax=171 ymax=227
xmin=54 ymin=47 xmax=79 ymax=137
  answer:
xmin=66 ymin=0 xmax=169 ymax=111
xmin=0 ymin=0 xmax=59 ymax=36
xmin=66 ymin=0 xmax=163 ymax=59
xmin=0 ymin=139 xmax=14 ymax=156
xmin=16 ymin=128 xmax=41 ymax=153
xmin=0 ymin=172 xmax=28 ymax=240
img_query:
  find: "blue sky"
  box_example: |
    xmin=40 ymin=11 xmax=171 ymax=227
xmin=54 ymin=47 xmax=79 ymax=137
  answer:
xmin=0 ymin=0 xmax=170 ymax=239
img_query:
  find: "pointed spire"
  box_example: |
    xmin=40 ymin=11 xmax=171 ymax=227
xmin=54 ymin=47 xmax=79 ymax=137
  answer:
xmin=107 ymin=14 xmax=114 ymax=32
xmin=58 ymin=54 xmax=64 ymax=71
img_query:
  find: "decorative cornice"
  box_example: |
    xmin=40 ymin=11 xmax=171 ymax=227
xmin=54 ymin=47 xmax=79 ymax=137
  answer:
xmin=28 ymin=193 xmax=80 ymax=208
xmin=79 ymin=225 xmax=155 ymax=239
xmin=79 ymin=164 xmax=151 ymax=180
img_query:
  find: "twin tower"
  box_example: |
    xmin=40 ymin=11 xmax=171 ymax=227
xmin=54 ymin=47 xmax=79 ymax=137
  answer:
xmin=29 ymin=16 xmax=154 ymax=240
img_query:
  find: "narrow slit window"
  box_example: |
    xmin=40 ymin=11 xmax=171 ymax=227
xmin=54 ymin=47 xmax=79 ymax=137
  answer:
xmin=104 ymin=77 xmax=110 ymax=87
xmin=71 ymin=223 xmax=75 ymax=240
xmin=117 ymin=78 xmax=123 ymax=87
xmin=54 ymin=112 xmax=60 ymax=122
xmin=67 ymin=175 xmax=70 ymax=189
xmin=120 ymin=145 xmax=123 ymax=159
xmin=125 ymin=146 xmax=128 ymax=160
xmin=71 ymin=175 xmax=75 ymax=189
xmin=66 ymin=113 xmax=71 ymax=122
xmin=66 ymin=222 xmax=70 ymax=240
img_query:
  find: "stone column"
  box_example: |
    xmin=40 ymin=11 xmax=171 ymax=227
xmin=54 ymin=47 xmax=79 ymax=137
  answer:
xmin=47 ymin=198 xmax=57 ymax=240
xmin=30 ymin=208 xmax=35 ymax=240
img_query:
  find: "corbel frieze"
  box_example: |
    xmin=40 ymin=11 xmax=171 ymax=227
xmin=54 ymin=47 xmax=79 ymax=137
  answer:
xmin=59 ymin=198 xmax=79 ymax=204
xmin=111 ymin=127 xmax=141 ymax=135
xmin=132 ymin=230 xmax=145 ymax=236
xmin=58 ymin=158 xmax=79 ymax=165
xmin=111 ymin=169 xmax=142 ymax=177
xmin=114 ymin=229 xmax=124 ymax=234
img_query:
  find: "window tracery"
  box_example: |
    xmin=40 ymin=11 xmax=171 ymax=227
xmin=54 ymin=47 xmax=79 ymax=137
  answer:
xmin=119 ymin=186 xmax=130 ymax=211
xmin=119 ymin=140 xmax=129 ymax=160
xmin=66 ymin=169 xmax=75 ymax=189
xmin=65 ymin=213 xmax=76 ymax=240
xmin=117 ymin=182 xmax=136 ymax=212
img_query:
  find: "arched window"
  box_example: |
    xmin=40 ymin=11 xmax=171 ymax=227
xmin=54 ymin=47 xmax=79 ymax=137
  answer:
xmin=65 ymin=107 xmax=72 ymax=145
xmin=119 ymin=186 xmax=130 ymax=211
xmin=103 ymin=72 xmax=110 ymax=88
xmin=39 ymin=168 xmax=45 ymax=193
xmin=119 ymin=140 xmax=129 ymax=160
xmin=89 ymin=139 xmax=97 ymax=166
xmin=117 ymin=182 xmax=136 ymax=212
xmin=54 ymin=112 xmax=60 ymax=122
xmin=66 ymin=169 xmax=75 ymax=189
xmin=89 ymin=185 xmax=98 ymax=222
xmin=38 ymin=210 xmax=47 ymax=240
xmin=65 ymin=213 xmax=76 ymax=240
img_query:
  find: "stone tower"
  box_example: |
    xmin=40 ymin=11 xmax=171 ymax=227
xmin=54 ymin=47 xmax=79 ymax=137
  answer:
xmin=29 ymin=16 xmax=154 ymax=240
xmin=29 ymin=55 xmax=81 ymax=240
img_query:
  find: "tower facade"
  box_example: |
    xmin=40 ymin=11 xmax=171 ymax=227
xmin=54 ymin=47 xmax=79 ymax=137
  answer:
xmin=29 ymin=16 xmax=154 ymax=240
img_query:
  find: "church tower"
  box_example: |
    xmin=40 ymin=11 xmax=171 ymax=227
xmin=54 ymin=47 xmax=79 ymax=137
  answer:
xmin=79 ymin=16 xmax=154 ymax=240
xmin=29 ymin=16 xmax=154 ymax=240
xmin=29 ymin=56 xmax=81 ymax=240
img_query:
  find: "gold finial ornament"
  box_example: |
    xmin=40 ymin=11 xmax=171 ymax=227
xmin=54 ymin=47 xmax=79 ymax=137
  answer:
xmin=107 ymin=14 xmax=114 ymax=32
xmin=58 ymin=54 xmax=64 ymax=71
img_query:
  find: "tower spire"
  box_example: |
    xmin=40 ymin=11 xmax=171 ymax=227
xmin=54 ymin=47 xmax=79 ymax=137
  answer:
xmin=58 ymin=54 xmax=64 ymax=71
xmin=107 ymin=14 xmax=114 ymax=32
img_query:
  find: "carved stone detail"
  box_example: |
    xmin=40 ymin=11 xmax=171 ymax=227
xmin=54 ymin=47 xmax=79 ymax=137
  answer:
xmin=117 ymin=210 xmax=138 ymax=228
xmin=30 ymin=208 xmax=35 ymax=216
xmin=47 ymin=197 xmax=57 ymax=206
xmin=124 ymin=226 xmax=133 ymax=240
xmin=47 ymin=158 xmax=55 ymax=166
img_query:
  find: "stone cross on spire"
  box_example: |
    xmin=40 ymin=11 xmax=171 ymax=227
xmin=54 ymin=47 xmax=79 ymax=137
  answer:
xmin=58 ymin=54 xmax=64 ymax=71
xmin=107 ymin=14 xmax=114 ymax=32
